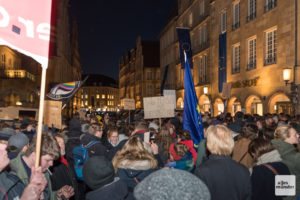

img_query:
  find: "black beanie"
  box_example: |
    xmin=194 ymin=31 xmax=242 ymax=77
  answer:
xmin=83 ymin=156 xmax=115 ymax=190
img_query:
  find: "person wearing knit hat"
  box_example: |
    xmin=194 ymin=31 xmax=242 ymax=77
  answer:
xmin=0 ymin=127 xmax=16 ymax=141
xmin=83 ymin=156 xmax=133 ymax=200
xmin=7 ymin=132 xmax=29 ymax=159
xmin=134 ymin=168 xmax=211 ymax=200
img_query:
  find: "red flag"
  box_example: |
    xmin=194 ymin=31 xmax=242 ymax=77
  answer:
xmin=0 ymin=0 xmax=55 ymax=68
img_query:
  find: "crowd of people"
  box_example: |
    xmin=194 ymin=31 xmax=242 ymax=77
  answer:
xmin=0 ymin=110 xmax=299 ymax=200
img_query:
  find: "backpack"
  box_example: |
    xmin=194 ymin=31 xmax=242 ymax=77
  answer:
xmin=72 ymin=140 xmax=99 ymax=180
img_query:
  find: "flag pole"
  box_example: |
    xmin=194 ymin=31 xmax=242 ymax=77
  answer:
xmin=35 ymin=66 xmax=47 ymax=168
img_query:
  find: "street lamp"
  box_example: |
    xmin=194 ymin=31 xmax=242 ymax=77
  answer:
xmin=282 ymin=68 xmax=298 ymax=116
xmin=203 ymin=86 xmax=208 ymax=95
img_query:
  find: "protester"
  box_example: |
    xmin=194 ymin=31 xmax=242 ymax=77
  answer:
xmin=83 ymin=156 xmax=134 ymax=200
xmin=176 ymin=130 xmax=197 ymax=163
xmin=107 ymin=127 xmax=119 ymax=147
xmin=232 ymin=123 xmax=258 ymax=168
xmin=155 ymin=126 xmax=173 ymax=165
xmin=134 ymin=168 xmax=210 ymax=200
xmin=248 ymin=138 xmax=290 ymax=200
xmin=195 ymin=125 xmax=251 ymax=200
xmin=272 ymin=125 xmax=300 ymax=198
xmin=0 ymin=142 xmax=47 ymax=200
xmin=50 ymin=135 xmax=79 ymax=200
xmin=227 ymin=111 xmax=245 ymax=134
xmin=80 ymin=123 xmax=109 ymax=157
xmin=196 ymin=122 xmax=209 ymax=167
xmin=112 ymin=136 xmax=157 ymax=191
xmin=10 ymin=133 xmax=75 ymax=200
xmin=7 ymin=132 xmax=29 ymax=159
xmin=168 ymin=142 xmax=194 ymax=172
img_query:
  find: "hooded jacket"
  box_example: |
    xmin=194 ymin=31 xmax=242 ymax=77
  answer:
xmin=272 ymin=139 xmax=300 ymax=199
xmin=116 ymin=159 xmax=156 ymax=190
xmin=80 ymin=133 xmax=109 ymax=158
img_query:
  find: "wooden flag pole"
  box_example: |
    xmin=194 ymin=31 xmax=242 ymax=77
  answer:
xmin=35 ymin=66 xmax=47 ymax=168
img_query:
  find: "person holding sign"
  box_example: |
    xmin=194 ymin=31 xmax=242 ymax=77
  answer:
xmin=0 ymin=142 xmax=47 ymax=200
xmin=10 ymin=134 xmax=75 ymax=200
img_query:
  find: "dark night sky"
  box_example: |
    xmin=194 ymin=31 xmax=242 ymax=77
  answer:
xmin=70 ymin=0 xmax=176 ymax=81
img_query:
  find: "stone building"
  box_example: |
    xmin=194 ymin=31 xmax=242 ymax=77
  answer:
xmin=0 ymin=0 xmax=82 ymax=116
xmin=81 ymin=74 xmax=119 ymax=112
xmin=160 ymin=0 xmax=300 ymax=116
xmin=119 ymin=36 xmax=160 ymax=109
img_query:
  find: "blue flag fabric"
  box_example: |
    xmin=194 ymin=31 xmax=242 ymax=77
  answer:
xmin=183 ymin=55 xmax=204 ymax=147
xmin=219 ymin=33 xmax=227 ymax=93
xmin=177 ymin=27 xmax=193 ymax=69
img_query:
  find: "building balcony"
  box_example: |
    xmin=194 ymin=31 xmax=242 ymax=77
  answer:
xmin=264 ymin=0 xmax=277 ymax=13
xmin=246 ymin=12 xmax=256 ymax=22
xmin=264 ymin=56 xmax=276 ymax=66
xmin=232 ymin=22 xmax=240 ymax=31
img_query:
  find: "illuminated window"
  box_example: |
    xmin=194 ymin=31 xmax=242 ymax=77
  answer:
xmin=232 ymin=44 xmax=240 ymax=74
xmin=85 ymin=101 xmax=88 ymax=106
xmin=102 ymin=94 xmax=106 ymax=99
xmin=247 ymin=37 xmax=257 ymax=70
xmin=81 ymin=95 xmax=83 ymax=99
xmin=111 ymin=95 xmax=114 ymax=99
xmin=96 ymin=94 xmax=100 ymax=99
xmin=85 ymin=94 xmax=88 ymax=98
xmin=265 ymin=29 xmax=277 ymax=65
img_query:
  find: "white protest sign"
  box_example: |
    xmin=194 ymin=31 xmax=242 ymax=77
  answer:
xmin=143 ymin=96 xmax=175 ymax=119
xmin=123 ymin=98 xmax=135 ymax=110
xmin=163 ymin=90 xmax=176 ymax=109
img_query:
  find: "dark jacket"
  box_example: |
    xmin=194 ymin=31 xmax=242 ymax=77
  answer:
xmin=66 ymin=118 xmax=82 ymax=160
xmin=80 ymin=133 xmax=109 ymax=158
xmin=0 ymin=171 xmax=25 ymax=200
xmin=251 ymin=162 xmax=290 ymax=200
xmin=272 ymin=139 xmax=300 ymax=198
xmin=85 ymin=177 xmax=134 ymax=200
xmin=50 ymin=157 xmax=79 ymax=200
xmin=195 ymin=154 xmax=251 ymax=200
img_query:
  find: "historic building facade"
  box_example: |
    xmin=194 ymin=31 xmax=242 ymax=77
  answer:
xmin=119 ymin=36 xmax=160 ymax=109
xmin=160 ymin=0 xmax=300 ymax=116
xmin=81 ymin=74 xmax=120 ymax=112
xmin=0 ymin=0 xmax=82 ymax=116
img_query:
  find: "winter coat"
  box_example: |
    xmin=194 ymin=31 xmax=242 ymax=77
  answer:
xmin=0 ymin=171 xmax=25 ymax=200
xmin=232 ymin=138 xmax=254 ymax=168
xmin=66 ymin=118 xmax=82 ymax=160
xmin=195 ymin=154 xmax=251 ymax=200
xmin=10 ymin=152 xmax=56 ymax=200
xmin=180 ymin=140 xmax=197 ymax=164
xmin=272 ymin=139 xmax=300 ymax=199
xmin=50 ymin=157 xmax=79 ymax=200
xmin=251 ymin=150 xmax=290 ymax=200
xmin=116 ymin=159 xmax=156 ymax=191
xmin=196 ymin=138 xmax=208 ymax=167
xmin=85 ymin=177 xmax=134 ymax=200
xmin=168 ymin=151 xmax=194 ymax=172
xmin=80 ymin=133 xmax=109 ymax=158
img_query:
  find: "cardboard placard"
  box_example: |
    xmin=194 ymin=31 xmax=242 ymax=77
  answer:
xmin=44 ymin=100 xmax=62 ymax=129
xmin=163 ymin=90 xmax=176 ymax=109
xmin=222 ymin=82 xmax=232 ymax=99
xmin=143 ymin=96 xmax=175 ymax=119
xmin=123 ymin=98 xmax=135 ymax=110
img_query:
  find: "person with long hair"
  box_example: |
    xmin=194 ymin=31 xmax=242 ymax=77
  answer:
xmin=155 ymin=126 xmax=173 ymax=165
xmin=232 ymin=123 xmax=258 ymax=168
xmin=272 ymin=125 xmax=300 ymax=198
xmin=112 ymin=136 xmax=158 ymax=191
xmin=248 ymin=138 xmax=290 ymax=200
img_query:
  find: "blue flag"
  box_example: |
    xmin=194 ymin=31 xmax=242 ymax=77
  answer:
xmin=183 ymin=54 xmax=204 ymax=147
xmin=177 ymin=27 xmax=193 ymax=69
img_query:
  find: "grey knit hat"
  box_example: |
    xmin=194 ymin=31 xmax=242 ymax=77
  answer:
xmin=8 ymin=132 xmax=29 ymax=150
xmin=134 ymin=168 xmax=211 ymax=200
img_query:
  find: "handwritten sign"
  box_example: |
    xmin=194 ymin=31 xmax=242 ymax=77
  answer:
xmin=143 ymin=96 xmax=175 ymax=119
xmin=44 ymin=100 xmax=62 ymax=129
xmin=123 ymin=99 xmax=135 ymax=110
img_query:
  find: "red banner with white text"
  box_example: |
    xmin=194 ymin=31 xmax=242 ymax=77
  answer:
xmin=0 ymin=0 xmax=55 ymax=68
